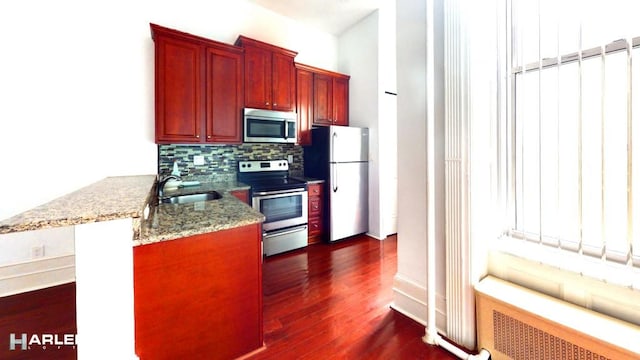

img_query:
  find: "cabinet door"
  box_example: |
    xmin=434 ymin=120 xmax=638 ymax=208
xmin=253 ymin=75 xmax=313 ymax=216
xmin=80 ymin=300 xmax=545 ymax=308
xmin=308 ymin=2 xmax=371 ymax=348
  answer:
xmin=333 ymin=77 xmax=349 ymax=126
xmin=244 ymin=46 xmax=272 ymax=109
xmin=134 ymin=224 xmax=262 ymax=360
xmin=313 ymin=74 xmax=333 ymax=126
xmin=230 ymin=189 xmax=250 ymax=204
xmin=155 ymin=36 xmax=204 ymax=143
xmin=296 ymin=68 xmax=313 ymax=145
xmin=271 ymin=52 xmax=295 ymax=111
xmin=206 ymin=47 xmax=243 ymax=143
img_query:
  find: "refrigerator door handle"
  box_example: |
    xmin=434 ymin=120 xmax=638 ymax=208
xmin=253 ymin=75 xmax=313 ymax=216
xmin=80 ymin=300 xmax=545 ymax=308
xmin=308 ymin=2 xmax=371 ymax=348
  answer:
xmin=332 ymin=131 xmax=338 ymax=162
xmin=332 ymin=165 xmax=338 ymax=192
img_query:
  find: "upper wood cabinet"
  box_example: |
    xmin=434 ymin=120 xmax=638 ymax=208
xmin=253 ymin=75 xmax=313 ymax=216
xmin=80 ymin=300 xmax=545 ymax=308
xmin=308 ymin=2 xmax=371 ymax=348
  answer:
xmin=235 ymin=36 xmax=297 ymax=112
xmin=295 ymin=66 xmax=314 ymax=146
xmin=313 ymin=72 xmax=349 ymax=127
xmin=151 ymin=24 xmax=244 ymax=144
xmin=295 ymin=63 xmax=350 ymax=145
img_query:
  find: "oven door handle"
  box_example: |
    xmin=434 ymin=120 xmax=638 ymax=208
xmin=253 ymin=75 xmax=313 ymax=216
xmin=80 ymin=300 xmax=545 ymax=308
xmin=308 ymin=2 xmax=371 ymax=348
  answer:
xmin=254 ymin=188 xmax=305 ymax=196
xmin=263 ymin=225 xmax=308 ymax=239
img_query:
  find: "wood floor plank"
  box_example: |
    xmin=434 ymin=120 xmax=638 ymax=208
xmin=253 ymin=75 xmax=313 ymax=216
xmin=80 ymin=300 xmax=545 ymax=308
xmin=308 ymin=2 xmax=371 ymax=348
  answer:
xmin=251 ymin=234 xmax=457 ymax=360
xmin=0 ymin=283 xmax=77 ymax=360
xmin=0 ymin=235 xmax=458 ymax=360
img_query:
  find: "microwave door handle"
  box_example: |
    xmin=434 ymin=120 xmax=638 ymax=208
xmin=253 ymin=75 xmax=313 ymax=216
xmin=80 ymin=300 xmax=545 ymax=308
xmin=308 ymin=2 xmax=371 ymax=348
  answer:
xmin=284 ymin=119 xmax=288 ymax=140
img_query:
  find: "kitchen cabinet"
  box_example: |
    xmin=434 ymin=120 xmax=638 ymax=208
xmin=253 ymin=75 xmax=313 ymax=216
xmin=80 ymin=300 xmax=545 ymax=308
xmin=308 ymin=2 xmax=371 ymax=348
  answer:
xmin=230 ymin=189 xmax=250 ymax=205
xmin=295 ymin=63 xmax=350 ymax=144
xmin=314 ymin=72 xmax=349 ymax=126
xmin=295 ymin=66 xmax=314 ymax=146
xmin=134 ymin=223 xmax=263 ymax=360
xmin=235 ymin=36 xmax=297 ymax=112
xmin=307 ymin=182 xmax=324 ymax=244
xmin=151 ymin=23 xmax=244 ymax=144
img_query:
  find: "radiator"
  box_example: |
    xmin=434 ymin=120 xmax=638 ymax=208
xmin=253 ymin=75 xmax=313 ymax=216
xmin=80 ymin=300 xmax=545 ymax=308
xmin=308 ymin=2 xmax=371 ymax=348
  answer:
xmin=475 ymin=276 xmax=640 ymax=360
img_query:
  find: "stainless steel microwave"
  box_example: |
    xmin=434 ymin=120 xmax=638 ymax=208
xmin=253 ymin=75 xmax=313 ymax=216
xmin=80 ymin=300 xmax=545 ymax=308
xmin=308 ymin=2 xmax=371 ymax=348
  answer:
xmin=243 ymin=108 xmax=297 ymax=144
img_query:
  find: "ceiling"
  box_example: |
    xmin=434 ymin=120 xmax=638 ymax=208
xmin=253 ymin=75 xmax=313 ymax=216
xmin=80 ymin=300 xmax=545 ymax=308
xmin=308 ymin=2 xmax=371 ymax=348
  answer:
xmin=248 ymin=0 xmax=381 ymax=36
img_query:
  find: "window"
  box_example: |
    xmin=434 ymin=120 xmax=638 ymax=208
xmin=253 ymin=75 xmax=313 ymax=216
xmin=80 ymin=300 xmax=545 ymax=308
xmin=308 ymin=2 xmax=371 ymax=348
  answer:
xmin=508 ymin=0 xmax=640 ymax=270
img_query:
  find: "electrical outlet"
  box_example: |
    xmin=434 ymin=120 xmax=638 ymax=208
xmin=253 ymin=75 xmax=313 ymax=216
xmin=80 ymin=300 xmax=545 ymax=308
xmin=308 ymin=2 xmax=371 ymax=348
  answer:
xmin=287 ymin=155 xmax=294 ymax=164
xmin=193 ymin=155 xmax=205 ymax=166
xmin=31 ymin=245 xmax=45 ymax=259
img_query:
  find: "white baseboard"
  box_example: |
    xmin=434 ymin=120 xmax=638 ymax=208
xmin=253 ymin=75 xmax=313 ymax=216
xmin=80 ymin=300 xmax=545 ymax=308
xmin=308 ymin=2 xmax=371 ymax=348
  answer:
xmin=0 ymin=255 xmax=75 ymax=297
xmin=390 ymin=274 xmax=447 ymax=333
xmin=365 ymin=232 xmax=386 ymax=240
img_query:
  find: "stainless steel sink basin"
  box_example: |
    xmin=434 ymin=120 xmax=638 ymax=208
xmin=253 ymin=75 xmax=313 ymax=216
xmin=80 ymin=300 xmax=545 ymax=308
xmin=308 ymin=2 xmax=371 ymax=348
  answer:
xmin=160 ymin=191 xmax=222 ymax=204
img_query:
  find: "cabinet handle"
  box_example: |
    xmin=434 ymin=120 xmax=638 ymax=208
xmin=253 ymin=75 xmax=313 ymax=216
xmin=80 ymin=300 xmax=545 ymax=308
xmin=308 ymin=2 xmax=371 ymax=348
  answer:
xmin=207 ymin=135 xmax=211 ymax=139
xmin=273 ymin=103 xmax=278 ymax=106
xmin=196 ymin=134 xmax=200 ymax=138
xmin=265 ymin=102 xmax=270 ymax=106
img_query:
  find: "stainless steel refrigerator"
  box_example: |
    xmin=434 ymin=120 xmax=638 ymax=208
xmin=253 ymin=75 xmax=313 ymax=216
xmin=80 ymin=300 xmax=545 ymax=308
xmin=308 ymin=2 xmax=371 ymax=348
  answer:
xmin=303 ymin=126 xmax=369 ymax=242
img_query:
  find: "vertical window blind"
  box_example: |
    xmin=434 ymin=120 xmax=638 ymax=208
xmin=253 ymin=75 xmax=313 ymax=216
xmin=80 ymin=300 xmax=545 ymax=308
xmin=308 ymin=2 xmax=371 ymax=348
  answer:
xmin=509 ymin=0 xmax=640 ymax=268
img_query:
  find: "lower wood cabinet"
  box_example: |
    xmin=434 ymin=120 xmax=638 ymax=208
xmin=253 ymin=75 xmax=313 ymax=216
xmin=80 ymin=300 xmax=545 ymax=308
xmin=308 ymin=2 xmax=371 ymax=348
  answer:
xmin=230 ymin=189 xmax=250 ymax=205
xmin=134 ymin=223 xmax=262 ymax=360
xmin=307 ymin=182 xmax=324 ymax=244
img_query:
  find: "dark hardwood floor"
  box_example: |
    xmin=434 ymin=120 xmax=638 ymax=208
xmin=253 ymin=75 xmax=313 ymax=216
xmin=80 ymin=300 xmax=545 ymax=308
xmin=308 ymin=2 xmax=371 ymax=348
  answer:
xmin=0 ymin=235 xmax=456 ymax=360
xmin=251 ymin=234 xmax=456 ymax=360
xmin=0 ymin=283 xmax=77 ymax=360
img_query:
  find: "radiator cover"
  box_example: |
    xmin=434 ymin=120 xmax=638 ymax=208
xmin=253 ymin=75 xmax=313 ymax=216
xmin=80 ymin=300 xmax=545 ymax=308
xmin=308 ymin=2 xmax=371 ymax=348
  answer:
xmin=476 ymin=276 xmax=640 ymax=360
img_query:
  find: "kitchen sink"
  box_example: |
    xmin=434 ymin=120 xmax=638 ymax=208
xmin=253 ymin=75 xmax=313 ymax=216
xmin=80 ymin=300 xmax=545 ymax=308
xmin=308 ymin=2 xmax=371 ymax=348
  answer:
xmin=160 ymin=191 xmax=222 ymax=204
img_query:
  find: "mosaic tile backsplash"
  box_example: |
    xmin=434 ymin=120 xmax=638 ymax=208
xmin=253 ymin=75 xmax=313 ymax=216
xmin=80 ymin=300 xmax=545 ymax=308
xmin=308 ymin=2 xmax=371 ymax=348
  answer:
xmin=158 ymin=144 xmax=304 ymax=182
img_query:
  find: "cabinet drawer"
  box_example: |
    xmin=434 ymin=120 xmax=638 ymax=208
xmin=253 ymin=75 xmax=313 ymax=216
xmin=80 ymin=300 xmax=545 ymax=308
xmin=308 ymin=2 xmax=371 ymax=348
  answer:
xmin=308 ymin=217 xmax=323 ymax=236
xmin=309 ymin=197 xmax=322 ymax=216
xmin=308 ymin=183 xmax=323 ymax=197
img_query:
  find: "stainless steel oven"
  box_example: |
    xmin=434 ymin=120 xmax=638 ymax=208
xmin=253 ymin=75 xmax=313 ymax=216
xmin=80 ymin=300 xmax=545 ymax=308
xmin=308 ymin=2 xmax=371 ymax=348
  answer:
xmin=253 ymin=189 xmax=308 ymax=232
xmin=238 ymin=160 xmax=308 ymax=256
xmin=252 ymin=188 xmax=308 ymax=256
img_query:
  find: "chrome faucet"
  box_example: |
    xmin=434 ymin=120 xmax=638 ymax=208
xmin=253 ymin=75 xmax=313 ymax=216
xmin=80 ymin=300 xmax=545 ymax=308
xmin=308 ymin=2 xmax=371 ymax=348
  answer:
xmin=157 ymin=174 xmax=181 ymax=200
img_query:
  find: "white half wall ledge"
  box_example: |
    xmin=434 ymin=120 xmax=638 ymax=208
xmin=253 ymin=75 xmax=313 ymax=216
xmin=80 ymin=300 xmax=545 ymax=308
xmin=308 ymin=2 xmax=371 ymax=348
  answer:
xmin=75 ymin=219 xmax=138 ymax=360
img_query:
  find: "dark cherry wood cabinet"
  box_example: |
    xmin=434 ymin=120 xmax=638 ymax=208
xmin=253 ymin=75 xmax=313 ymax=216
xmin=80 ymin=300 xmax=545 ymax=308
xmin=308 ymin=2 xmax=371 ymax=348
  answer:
xmin=205 ymin=46 xmax=244 ymax=143
xmin=235 ymin=36 xmax=297 ymax=112
xmin=313 ymin=71 xmax=350 ymax=127
xmin=295 ymin=66 xmax=314 ymax=145
xmin=295 ymin=63 xmax=350 ymax=144
xmin=230 ymin=189 xmax=250 ymax=205
xmin=307 ymin=182 xmax=325 ymax=244
xmin=151 ymin=24 xmax=243 ymax=144
xmin=134 ymin=223 xmax=263 ymax=360
xmin=332 ymin=76 xmax=349 ymax=126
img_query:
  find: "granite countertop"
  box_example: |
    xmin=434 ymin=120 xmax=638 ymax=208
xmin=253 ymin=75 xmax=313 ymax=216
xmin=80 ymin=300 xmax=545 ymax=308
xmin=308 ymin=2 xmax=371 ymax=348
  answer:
xmin=0 ymin=177 xmax=264 ymax=246
xmin=137 ymin=180 xmax=264 ymax=246
xmin=0 ymin=175 xmax=157 ymax=234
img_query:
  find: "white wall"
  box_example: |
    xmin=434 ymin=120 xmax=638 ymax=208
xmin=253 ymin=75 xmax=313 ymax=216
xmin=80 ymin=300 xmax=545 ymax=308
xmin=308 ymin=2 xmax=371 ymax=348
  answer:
xmin=378 ymin=1 xmax=398 ymax=237
xmin=393 ymin=0 xmax=447 ymax=329
xmin=338 ymin=12 xmax=382 ymax=239
xmin=338 ymin=4 xmax=398 ymax=240
xmin=0 ymin=0 xmax=338 ymax=270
